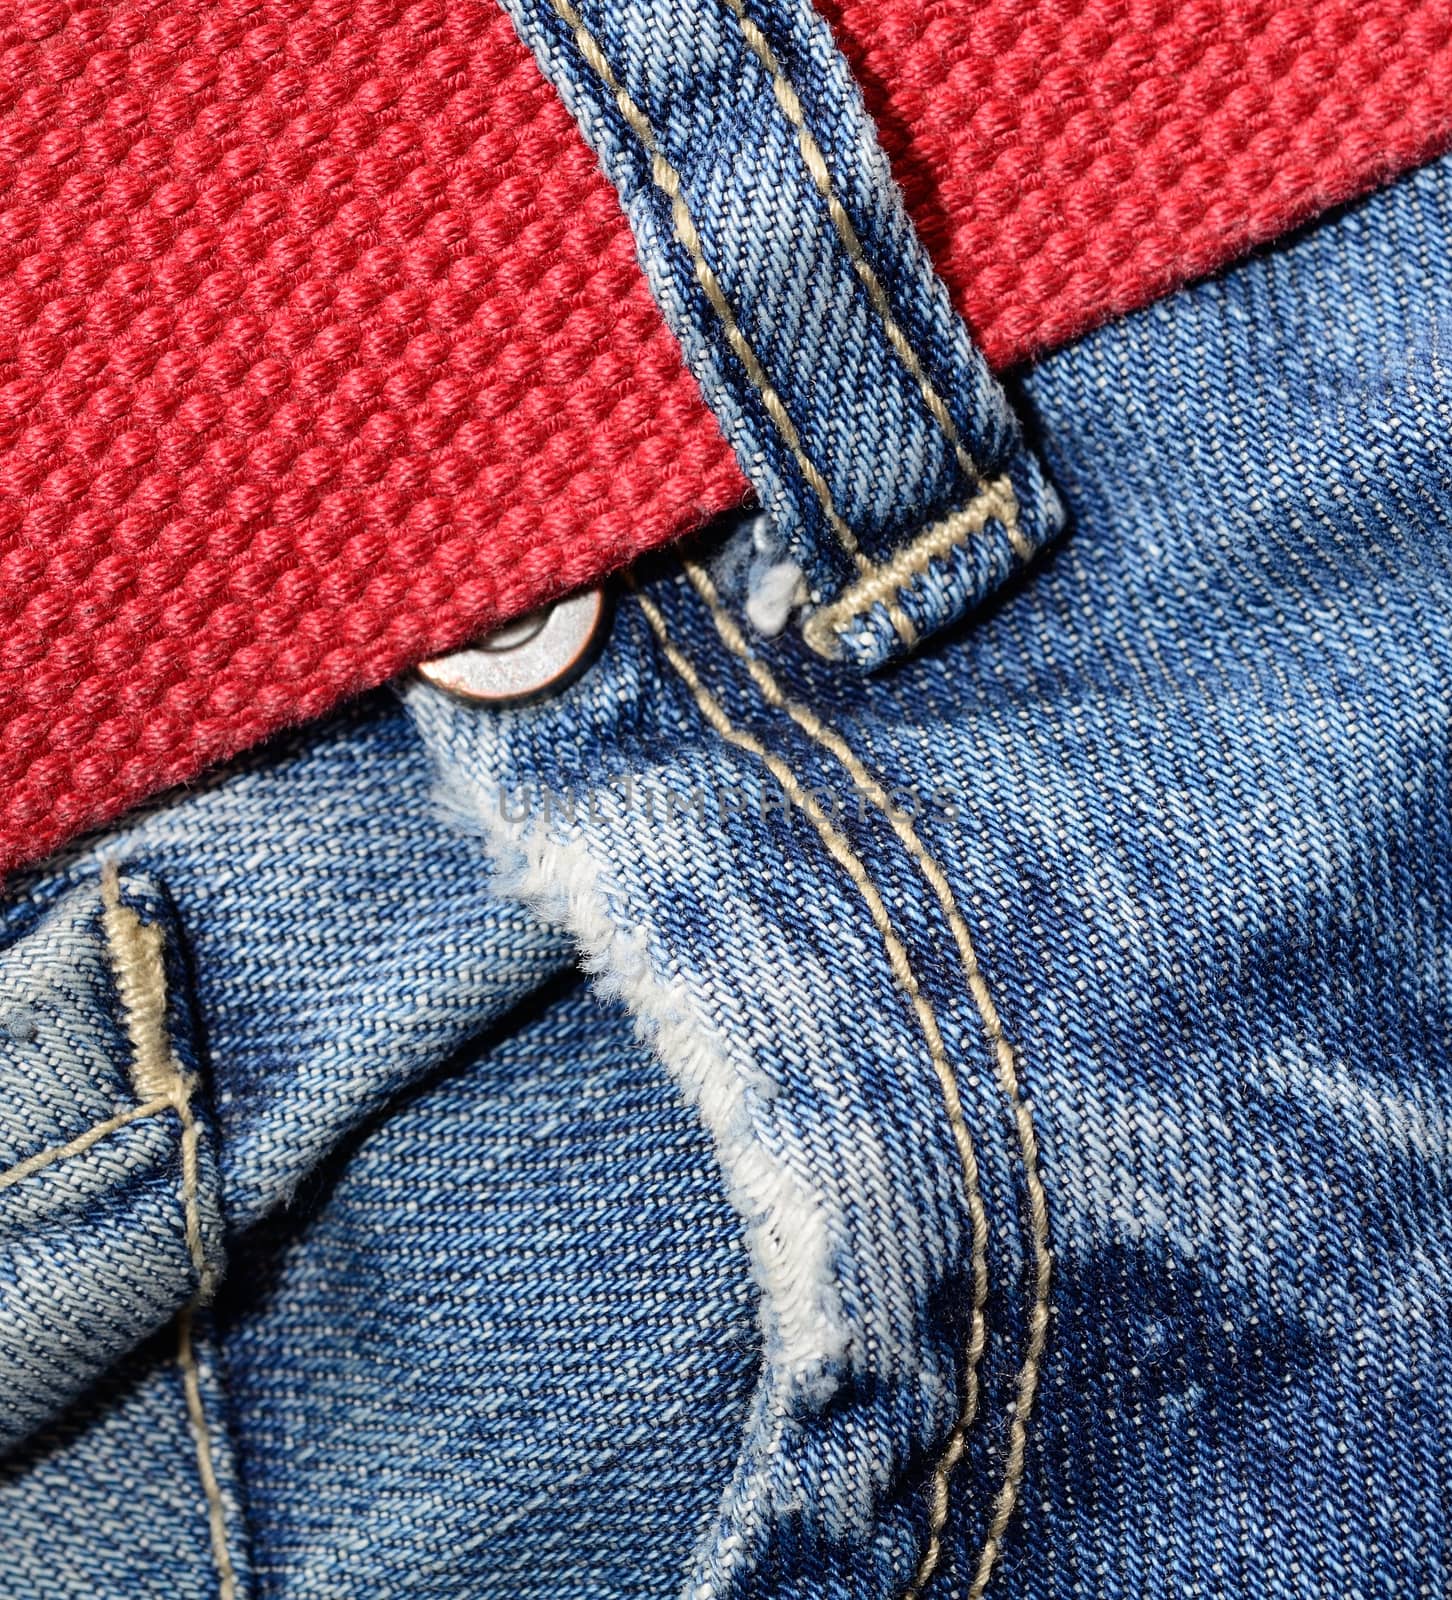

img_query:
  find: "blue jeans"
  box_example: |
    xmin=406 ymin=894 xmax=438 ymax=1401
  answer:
xmin=2 ymin=8 xmax=1451 ymax=1597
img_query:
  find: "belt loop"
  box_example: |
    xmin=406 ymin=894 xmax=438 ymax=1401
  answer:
xmin=501 ymin=0 xmax=1063 ymax=667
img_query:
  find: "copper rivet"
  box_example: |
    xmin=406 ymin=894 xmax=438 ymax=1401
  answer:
xmin=417 ymin=589 xmax=608 ymax=706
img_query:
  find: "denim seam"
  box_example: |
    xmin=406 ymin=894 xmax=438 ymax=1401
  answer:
xmin=686 ymin=557 xmax=1053 ymax=1598
xmin=0 ymin=1095 xmax=179 ymax=1193
xmin=539 ymin=0 xmax=925 ymax=633
xmin=633 ymin=584 xmax=995 ymax=1596
xmin=801 ymin=477 xmax=1029 ymax=659
xmin=714 ymin=0 xmax=987 ymax=491
xmin=101 ymin=863 xmax=211 ymax=1294
xmin=177 ymin=1308 xmax=240 ymax=1600
xmin=100 ymin=864 xmax=238 ymax=1598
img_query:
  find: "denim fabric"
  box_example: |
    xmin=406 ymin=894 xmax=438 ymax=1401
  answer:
xmin=220 ymin=977 xmax=758 ymax=1597
xmin=1 ymin=149 xmax=1450 ymax=1600
xmin=498 ymin=0 xmax=1063 ymax=666
xmin=0 ymin=699 xmax=575 ymax=1228
xmin=0 ymin=1318 xmax=251 ymax=1600
xmin=409 ymin=147 xmax=1452 ymax=1598
xmin=0 ymin=697 xmax=579 ymax=1600
xmin=0 ymin=875 xmax=225 ymax=1455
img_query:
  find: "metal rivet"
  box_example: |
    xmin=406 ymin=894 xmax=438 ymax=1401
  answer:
xmin=417 ymin=589 xmax=608 ymax=706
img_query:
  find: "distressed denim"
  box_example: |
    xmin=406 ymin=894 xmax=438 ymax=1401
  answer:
xmin=3 ymin=67 xmax=1452 ymax=1600
xmin=2 ymin=0 xmax=1452 ymax=1574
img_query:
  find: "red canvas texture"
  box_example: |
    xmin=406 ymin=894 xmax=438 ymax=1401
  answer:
xmin=3 ymin=0 xmax=1451 ymax=876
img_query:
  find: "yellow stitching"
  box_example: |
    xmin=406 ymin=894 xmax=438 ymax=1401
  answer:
xmin=17 ymin=871 xmax=235 ymax=1592
xmin=178 ymin=1307 xmax=240 ymax=1600
xmin=100 ymin=864 xmax=179 ymax=1101
xmin=0 ymin=1096 xmax=177 ymax=1193
xmin=686 ymin=558 xmax=1052 ymax=1600
xmin=543 ymin=0 xmax=868 ymax=570
xmin=801 ymin=477 xmax=1028 ymax=658
xmin=6 ymin=872 xmax=234 ymax=1594
xmin=101 ymin=863 xmax=213 ymax=1294
xmin=634 ymin=586 xmax=992 ymax=1586
xmin=175 ymin=1087 xmax=209 ymax=1291
xmin=715 ymin=0 xmax=986 ymax=491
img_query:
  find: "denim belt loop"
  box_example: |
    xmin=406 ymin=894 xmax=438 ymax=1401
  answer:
xmin=500 ymin=0 xmax=1065 ymax=669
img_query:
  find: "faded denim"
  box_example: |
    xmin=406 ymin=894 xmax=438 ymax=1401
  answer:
xmin=1 ymin=107 xmax=1451 ymax=1600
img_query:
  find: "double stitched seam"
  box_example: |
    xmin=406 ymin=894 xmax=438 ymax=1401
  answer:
xmin=100 ymin=864 xmax=238 ymax=1600
xmin=542 ymin=0 xmax=869 ymax=573
xmin=802 ymin=478 xmax=1026 ymax=658
xmin=713 ymin=0 xmax=1033 ymax=653
xmin=715 ymin=0 xmax=984 ymax=490
xmin=685 ymin=559 xmax=1053 ymax=1600
xmin=633 ymin=586 xmax=993 ymax=1597
xmin=546 ymin=0 xmax=1025 ymax=653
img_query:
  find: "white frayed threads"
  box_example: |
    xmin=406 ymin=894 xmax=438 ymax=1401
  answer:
xmin=447 ymin=780 xmax=850 ymax=1402
xmin=745 ymin=559 xmax=807 ymax=638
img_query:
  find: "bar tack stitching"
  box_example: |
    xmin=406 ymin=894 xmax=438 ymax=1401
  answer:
xmin=716 ymin=0 xmax=987 ymax=490
xmin=100 ymin=863 xmax=210 ymax=1292
xmin=802 ymin=478 xmax=1031 ymax=658
xmin=633 ymin=585 xmax=992 ymax=1593
xmin=686 ymin=559 xmax=1052 ymax=1597
xmin=100 ymin=863 xmax=181 ymax=1103
xmin=99 ymin=864 xmax=237 ymax=1599
xmin=543 ymin=0 xmax=870 ymax=573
